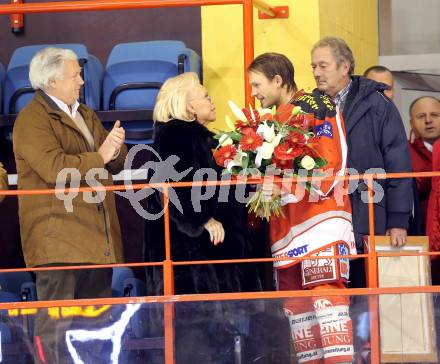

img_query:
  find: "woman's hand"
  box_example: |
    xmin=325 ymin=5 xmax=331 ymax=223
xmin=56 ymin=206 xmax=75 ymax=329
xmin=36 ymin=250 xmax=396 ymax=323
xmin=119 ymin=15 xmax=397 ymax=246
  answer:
xmin=204 ymin=218 xmax=225 ymax=246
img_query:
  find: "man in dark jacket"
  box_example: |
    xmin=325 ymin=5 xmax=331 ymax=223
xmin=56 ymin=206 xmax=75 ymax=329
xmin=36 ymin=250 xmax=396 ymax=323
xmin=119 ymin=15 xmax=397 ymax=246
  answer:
xmin=310 ymin=37 xmax=413 ymax=287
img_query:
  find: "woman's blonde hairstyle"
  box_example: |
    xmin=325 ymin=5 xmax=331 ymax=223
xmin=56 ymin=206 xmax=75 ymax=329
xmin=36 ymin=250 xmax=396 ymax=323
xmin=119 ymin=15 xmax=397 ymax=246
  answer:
xmin=153 ymin=72 xmax=200 ymax=123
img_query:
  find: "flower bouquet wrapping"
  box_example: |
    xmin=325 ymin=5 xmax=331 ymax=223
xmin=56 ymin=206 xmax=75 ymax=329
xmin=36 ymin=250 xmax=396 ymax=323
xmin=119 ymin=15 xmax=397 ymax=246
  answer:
xmin=213 ymin=101 xmax=328 ymax=220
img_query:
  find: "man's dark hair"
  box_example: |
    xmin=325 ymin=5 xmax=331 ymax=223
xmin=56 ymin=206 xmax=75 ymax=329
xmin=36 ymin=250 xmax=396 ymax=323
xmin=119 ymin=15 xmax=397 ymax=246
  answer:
xmin=363 ymin=65 xmax=391 ymax=77
xmin=248 ymin=52 xmax=297 ymax=92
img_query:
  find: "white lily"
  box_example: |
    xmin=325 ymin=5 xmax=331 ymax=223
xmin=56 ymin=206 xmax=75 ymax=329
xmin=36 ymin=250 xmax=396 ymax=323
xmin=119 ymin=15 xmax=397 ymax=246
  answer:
xmin=228 ymin=100 xmax=247 ymax=122
xmin=262 ymin=122 xmax=275 ymax=143
xmin=260 ymin=142 xmax=275 ymax=159
xmin=224 ymin=115 xmax=236 ymax=131
xmin=219 ymin=134 xmax=233 ymax=147
xmin=256 ymin=122 xmax=275 ymax=143
xmin=271 ymin=132 xmax=283 ymax=147
xmin=255 ymin=142 xmax=275 ymax=168
xmin=226 ymin=150 xmax=247 ymax=172
xmin=256 ymin=108 xmax=273 ymax=117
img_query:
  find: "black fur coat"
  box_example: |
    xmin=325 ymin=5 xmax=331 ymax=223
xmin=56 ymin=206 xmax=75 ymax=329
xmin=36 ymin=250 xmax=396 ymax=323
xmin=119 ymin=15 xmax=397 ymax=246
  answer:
xmin=144 ymin=119 xmax=261 ymax=295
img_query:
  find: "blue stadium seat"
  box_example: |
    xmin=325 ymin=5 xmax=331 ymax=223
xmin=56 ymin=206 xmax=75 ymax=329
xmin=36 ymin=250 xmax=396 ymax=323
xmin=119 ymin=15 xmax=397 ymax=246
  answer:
xmin=0 ymin=291 xmax=21 ymax=303
xmin=3 ymin=43 xmax=103 ymax=115
xmin=112 ymin=267 xmax=135 ymax=297
xmin=0 ymin=295 xmax=33 ymax=364
xmin=21 ymin=281 xmax=37 ymax=302
xmin=123 ymin=277 xmax=148 ymax=338
xmin=112 ymin=267 xmax=147 ymax=299
xmin=112 ymin=267 xmax=150 ymax=340
xmin=0 ymin=271 xmax=36 ymax=302
xmin=0 ymin=322 xmax=12 ymax=343
xmin=123 ymin=277 xmax=147 ymax=297
xmin=102 ymin=40 xmax=201 ymax=144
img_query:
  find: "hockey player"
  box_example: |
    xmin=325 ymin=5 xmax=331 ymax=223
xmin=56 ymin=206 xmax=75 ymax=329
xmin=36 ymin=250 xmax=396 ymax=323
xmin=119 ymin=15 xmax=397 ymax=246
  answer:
xmin=249 ymin=53 xmax=356 ymax=364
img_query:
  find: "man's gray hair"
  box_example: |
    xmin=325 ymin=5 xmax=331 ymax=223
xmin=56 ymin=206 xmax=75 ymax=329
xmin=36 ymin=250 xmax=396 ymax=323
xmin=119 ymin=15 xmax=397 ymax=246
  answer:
xmin=29 ymin=47 xmax=78 ymax=90
xmin=312 ymin=37 xmax=355 ymax=75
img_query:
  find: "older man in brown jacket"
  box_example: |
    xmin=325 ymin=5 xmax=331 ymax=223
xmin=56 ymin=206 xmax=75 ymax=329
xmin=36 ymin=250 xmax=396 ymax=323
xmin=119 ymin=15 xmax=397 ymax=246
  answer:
xmin=13 ymin=47 xmax=127 ymax=363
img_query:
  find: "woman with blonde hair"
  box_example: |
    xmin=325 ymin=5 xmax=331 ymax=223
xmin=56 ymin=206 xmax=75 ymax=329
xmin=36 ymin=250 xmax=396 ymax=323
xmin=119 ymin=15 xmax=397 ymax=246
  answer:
xmin=144 ymin=72 xmax=261 ymax=364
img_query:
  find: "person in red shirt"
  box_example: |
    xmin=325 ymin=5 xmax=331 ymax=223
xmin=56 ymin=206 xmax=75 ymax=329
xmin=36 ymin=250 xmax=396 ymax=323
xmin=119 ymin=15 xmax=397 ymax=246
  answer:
xmin=427 ymin=139 xmax=440 ymax=285
xmin=408 ymin=96 xmax=440 ymax=227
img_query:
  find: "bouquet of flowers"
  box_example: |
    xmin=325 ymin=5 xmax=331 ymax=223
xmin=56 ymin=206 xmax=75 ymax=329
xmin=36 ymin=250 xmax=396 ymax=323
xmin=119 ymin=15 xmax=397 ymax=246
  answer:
xmin=213 ymin=100 xmax=327 ymax=220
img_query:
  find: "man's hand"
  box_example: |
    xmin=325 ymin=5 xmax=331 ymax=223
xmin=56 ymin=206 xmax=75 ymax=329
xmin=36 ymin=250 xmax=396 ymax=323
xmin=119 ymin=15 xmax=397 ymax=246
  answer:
xmin=262 ymin=182 xmax=281 ymax=201
xmin=204 ymin=218 xmax=225 ymax=246
xmin=386 ymin=228 xmax=407 ymax=248
xmin=98 ymin=120 xmax=125 ymax=164
xmin=261 ymin=181 xmax=293 ymax=201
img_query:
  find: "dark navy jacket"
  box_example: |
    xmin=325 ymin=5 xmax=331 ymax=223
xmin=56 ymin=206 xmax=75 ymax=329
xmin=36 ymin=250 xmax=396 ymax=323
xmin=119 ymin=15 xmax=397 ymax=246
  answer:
xmin=340 ymin=76 xmax=413 ymax=248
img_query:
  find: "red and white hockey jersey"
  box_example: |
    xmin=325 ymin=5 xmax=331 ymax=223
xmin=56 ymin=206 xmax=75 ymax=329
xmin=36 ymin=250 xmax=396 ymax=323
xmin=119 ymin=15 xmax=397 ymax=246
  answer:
xmin=270 ymin=108 xmax=356 ymax=287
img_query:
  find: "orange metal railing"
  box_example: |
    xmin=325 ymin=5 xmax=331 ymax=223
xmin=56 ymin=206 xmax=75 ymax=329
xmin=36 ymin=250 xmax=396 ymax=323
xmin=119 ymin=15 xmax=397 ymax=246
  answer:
xmin=1 ymin=171 xmax=440 ymax=363
xmin=0 ymin=1 xmax=440 ymax=362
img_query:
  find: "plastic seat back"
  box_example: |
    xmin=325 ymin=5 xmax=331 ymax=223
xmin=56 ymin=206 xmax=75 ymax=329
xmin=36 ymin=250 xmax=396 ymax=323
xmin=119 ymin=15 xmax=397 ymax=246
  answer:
xmin=4 ymin=43 xmax=103 ymax=114
xmin=102 ymin=41 xmax=201 ymax=144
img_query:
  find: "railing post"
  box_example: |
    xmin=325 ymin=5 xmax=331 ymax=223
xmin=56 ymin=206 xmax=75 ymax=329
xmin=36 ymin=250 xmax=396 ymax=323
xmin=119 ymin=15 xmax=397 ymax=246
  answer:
xmin=243 ymin=0 xmax=254 ymax=106
xmin=162 ymin=187 xmax=175 ymax=364
xmin=367 ymin=175 xmax=380 ymax=364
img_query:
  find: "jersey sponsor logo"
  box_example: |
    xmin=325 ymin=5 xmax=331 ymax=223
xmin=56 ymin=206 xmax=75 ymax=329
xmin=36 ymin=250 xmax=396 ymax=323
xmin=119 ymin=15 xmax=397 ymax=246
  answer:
xmin=338 ymin=243 xmax=350 ymax=279
xmin=315 ymin=121 xmax=333 ymax=138
xmin=287 ymin=244 xmax=308 ymax=257
xmin=338 ymin=243 xmax=348 ymax=255
xmin=293 ymin=326 xmax=314 ymax=340
xmin=313 ymin=299 xmax=333 ymax=310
